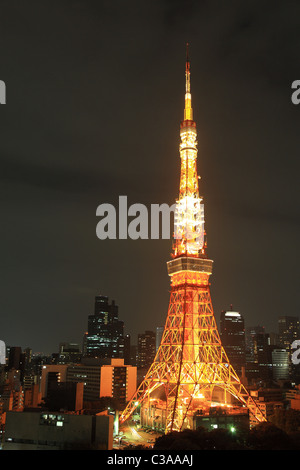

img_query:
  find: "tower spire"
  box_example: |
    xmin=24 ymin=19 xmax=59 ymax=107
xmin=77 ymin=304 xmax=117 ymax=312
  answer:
xmin=174 ymin=44 xmax=204 ymax=257
xmin=186 ymin=42 xmax=190 ymax=90
xmin=184 ymin=42 xmax=193 ymax=121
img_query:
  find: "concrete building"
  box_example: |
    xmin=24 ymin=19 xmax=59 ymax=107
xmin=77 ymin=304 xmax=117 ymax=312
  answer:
xmin=86 ymin=295 xmax=124 ymax=359
xmin=249 ymin=388 xmax=285 ymax=427
xmin=58 ymin=342 xmax=82 ymax=364
xmin=66 ymin=363 xmax=102 ymax=402
xmin=286 ymin=385 xmax=300 ymax=410
xmin=278 ymin=316 xmax=299 ymax=351
xmin=40 ymin=359 xmax=136 ymax=406
xmin=3 ymin=410 xmax=113 ymax=450
xmin=40 ymin=364 xmax=69 ymax=400
xmin=100 ymin=358 xmax=136 ymax=406
xmin=272 ymin=349 xmax=289 ymax=380
xmin=141 ymin=401 xmax=249 ymax=435
xmin=137 ymin=330 xmax=156 ymax=369
xmin=24 ymin=384 xmax=41 ymax=409
xmin=156 ymin=327 xmax=164 ymax=352
xmin=220 ymin=307 xmax=246 ymax=376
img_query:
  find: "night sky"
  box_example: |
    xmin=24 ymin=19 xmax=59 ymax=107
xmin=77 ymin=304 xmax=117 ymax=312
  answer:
xmin=0 ymin=1 xmax=299 ymax=354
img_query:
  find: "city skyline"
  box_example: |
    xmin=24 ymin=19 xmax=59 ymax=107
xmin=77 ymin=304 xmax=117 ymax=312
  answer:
xmin=1 ymin=1 xmax=300 ymax=354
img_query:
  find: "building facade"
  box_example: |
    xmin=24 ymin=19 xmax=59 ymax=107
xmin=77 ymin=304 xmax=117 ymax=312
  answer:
xmin=3 ymin=411 xmax=113 ymax=450
xmin=137 ymin=330 xmax=156 ymax=369
xmin=278 ymin=316 xmax=299 ymax=351
xmin=100 ymin=359 xmax=137 ymax=406
xmin=85 ymin=295 xmax=124 ymax=359
xmin=220 ymin=307 xmax=246 ymax=376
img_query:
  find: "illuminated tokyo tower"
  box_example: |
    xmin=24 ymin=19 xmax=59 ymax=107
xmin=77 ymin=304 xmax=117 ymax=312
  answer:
xmin=120 ymin=46 xmax=266 ymax=433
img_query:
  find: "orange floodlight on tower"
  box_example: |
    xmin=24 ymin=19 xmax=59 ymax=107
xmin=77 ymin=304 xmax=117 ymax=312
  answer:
xmin=120 ymin=45 xmax=266 ymax=433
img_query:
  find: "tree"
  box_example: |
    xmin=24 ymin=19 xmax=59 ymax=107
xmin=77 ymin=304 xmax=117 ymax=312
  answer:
xmin=270 ymin=408 xmax=300 ymax=435
xmin=154 ymin=427 xmax=245 ymax=450
xmin=247 ymin=422 xmax=295 ymax=450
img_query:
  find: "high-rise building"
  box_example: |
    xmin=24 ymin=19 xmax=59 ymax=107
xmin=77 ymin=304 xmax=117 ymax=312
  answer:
xmin=86 ymin=295 xmax=124 ymax=359
xmin=137 ymin=331 xmax=156 ymax=369
xmin=40 ymin=358 xmax=136 ymax=408
xmin=256 ymin=333 xmax=273 ymax=383
xmin=278 ymin=316 xmax=300 ymax=381
xmin=100 ymin=358 xmax=137 ymax=406
xmin=44 ymin=381 xmax=84 ymax=412
xmin=7 ymin=347 xmax=22 ymax=370
xmin=220 ymin=306 xmax=246 ymax=376
xmin=245 ymin=326 xmax=266 ymax=362
xmin=24 ymin=384 xmax=42 ymax=409
xmin=58 ymin=342 xmax=82 ymax=364
xmin=130 ymin=345 xmax=137 ymax=367
xmin=40 ymin=365 xmax=68 ymax=400
xmin=41 ymin=362 xmax=103 ymax=403
xmin=245 ymin=327 xmax=274 ymax=383
xmin=272 ymin=349 xmax=289 ymax=381
xmin=156 ymin=327 xmax=164 ymax=352
xmin=123 ymin=334 xmax=131 ymax=365
xmin=278 ymin=316 xmax=299 ymax=351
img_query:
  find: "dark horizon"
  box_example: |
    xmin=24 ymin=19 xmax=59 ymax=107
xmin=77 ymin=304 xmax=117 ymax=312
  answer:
xmin=0 ymin=1 xmax=299 ymax=354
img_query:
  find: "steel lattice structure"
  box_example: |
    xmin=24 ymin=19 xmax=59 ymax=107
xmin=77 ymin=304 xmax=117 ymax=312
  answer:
xmin=120 ymin=46 xmax=266 ymax=432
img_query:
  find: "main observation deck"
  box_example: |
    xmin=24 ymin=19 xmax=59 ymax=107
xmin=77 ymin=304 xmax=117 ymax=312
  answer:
xmin=167 ymin=256 xmax=213 ymax=276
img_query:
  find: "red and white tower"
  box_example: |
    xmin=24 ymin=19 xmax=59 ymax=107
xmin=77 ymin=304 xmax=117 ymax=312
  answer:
xmin=120 ymin=46 xmax=266 ymax=433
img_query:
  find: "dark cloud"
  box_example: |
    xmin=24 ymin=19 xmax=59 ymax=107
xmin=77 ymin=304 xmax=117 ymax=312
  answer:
xmin=0 ymin=0 xmax=299 ymax=353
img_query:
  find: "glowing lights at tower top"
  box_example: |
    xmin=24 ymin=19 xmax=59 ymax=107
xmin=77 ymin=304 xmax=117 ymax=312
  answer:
xmin=184 ymin=44 xmax=193 ymax=121
xmin=174 ymin=44 xmax=206 ymax=258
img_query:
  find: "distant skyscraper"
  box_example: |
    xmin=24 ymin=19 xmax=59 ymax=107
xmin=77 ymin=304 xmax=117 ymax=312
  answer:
xmin=156 ymin=327 xmax=164 ymax=352
xmin=245 ymin=326 xmax=273 ymax=383
xmin=86 ymin=295 xmax=124 ymax=359
xmin=7 ymin=347 xmax=22 ymax=370
xmin=118 ymin=334 xmax=131 ymax=365
xmin=220 ymin=306 xmax=246 ymax=376
xmin=278 ymin=316 xmax=300 ymax=381
xmin=272 ymin=349 xmax=289 ymax=381
xmin=130 ymin=345 xmax=137 ymax=367
xmin=58 ymin=343 xmax=81 ymax=364
xmin=137 ymin=331 xmax=156 ymax=369
xmin=7 ymin=346 xmax=26 ymax=382
xmin=245 ymin=326 xmax=265 ymax=362
xmin=82 ymin=332 xmax=88 ymax=357
xmin=278 ymin=316 xmax=299 ymax=351
xmin=255 ymin=333 xmax=273 ymax=382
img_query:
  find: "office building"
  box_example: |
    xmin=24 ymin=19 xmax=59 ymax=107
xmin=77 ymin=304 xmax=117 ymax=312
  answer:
xmin=156 ymin=327 xmax=164 ymax=352
xmin=137 ymin=330 xmax=156 ymax=369
xmin=130 ymin=345 xmax=137 ymax=367
xmin=3 ymin=410 xmax=113 ymax=450
xmin=24 ymin=384 xmax=42 ymax=409
xmin=100 ymin=358 xmax=137 ymax=406
xmin=278 ymin=316 xmax=299 ymax=351
xmin=245 ymin=326 xmax=265 ymax=362
xmin=58 ymin=343 xmax=82 ymax=364
xmin=85 ymin=295 xmax=124 ymax=359
xmin=40 ymin=365 xmax=69 ymax=401
xmin=41 ymin=358 xmax=136 ymax=406
xmin=220 ymin=307 xmax=246 ymax=375
xmin=44 ymin=381 xmax=84 ymax=412
xmin=272 ymin=348 xmax=289 ymax=381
